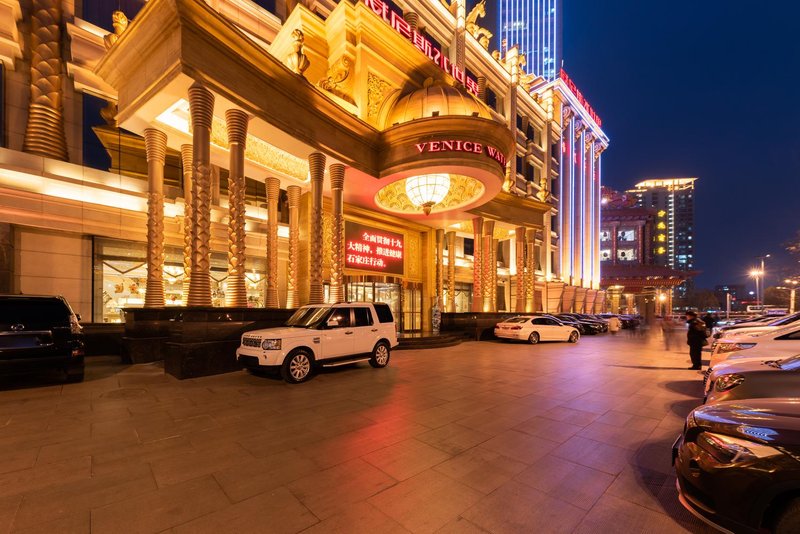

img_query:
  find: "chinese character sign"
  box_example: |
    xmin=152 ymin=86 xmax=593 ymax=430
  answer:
xmin=345 ymin=221 xmax=404 ymax=275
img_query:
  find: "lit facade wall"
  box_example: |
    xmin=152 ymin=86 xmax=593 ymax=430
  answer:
xmin=497 ymin=0 xmax=562 ymax=81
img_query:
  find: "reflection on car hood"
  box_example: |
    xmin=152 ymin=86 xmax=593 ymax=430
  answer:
xmin=243 ymin=326 xmax=318 ymax=339
xmin=693 ymin=399 xmax=800 ymax=446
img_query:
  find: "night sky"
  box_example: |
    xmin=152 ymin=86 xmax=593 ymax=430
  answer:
xmin=559 ymin=0 xmax=800 ymax=291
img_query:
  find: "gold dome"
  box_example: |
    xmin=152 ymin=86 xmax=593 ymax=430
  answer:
xmin=384 ymin=79 xmax=495 ymax=129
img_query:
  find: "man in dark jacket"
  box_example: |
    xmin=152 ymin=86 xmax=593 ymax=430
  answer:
xmin=685 ymin=310 xmax=707 ymax=370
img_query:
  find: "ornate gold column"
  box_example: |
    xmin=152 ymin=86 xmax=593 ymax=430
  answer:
xmin=23 ymin=0 xmax=68 ymax=161
xmin=435 ymin=229 xmax=444 ymax=308
xmin=187 ymin=83 xmax=214 ymax=307
xmin=515 ymin=227 xmax=526 ymax=312
xmin=225 ymin=109 xmax=249 ymax=307
xmin=471 ymin=217 xmax=483 ymax=311
xmin=491 ymin=237 xmax=499 ymax=311
xmin=180 ymin=145 xmax=193 ymax=303
xmin=308 ymin=152 xmax=326 ymax=304
xmin=143 ymin=128 xmax=167 ymax=308
xmin=446 ymin=231 xmax=456 ymax=312
xmin=526 ymin=231 xmax=536 ymax=312
xmin=286 ymin=185 xmax=301 ymax=308
xmin=265 ymin=176 xmax=281 ymax=308
xmin=329 ymin=164 xmax=345 ymax=303
xmin=482 ymin=220 xmax=495 ymax=312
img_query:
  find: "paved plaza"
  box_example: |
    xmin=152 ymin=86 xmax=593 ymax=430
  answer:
xmin=0 ymin=333 xmax=717 ymax=533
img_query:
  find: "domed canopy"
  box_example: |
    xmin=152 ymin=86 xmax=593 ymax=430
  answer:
xmin=384 ymin=80 xmax=496 ymax=129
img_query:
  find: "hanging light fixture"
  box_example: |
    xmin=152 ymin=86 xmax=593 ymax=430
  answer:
xmin=405 ymin=174 xmax=450 ymax=215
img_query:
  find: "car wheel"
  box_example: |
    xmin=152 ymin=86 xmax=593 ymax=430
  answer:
xmin=774 ymin=498 xmax=800 ymax=534
xmin=369 ymin=341 xmax=390 ymax=368
xmin=568 ymin=331 xmax=579 ymax=343
xmin=528 ymin=332 xmax=539 ymax=345
xmin=281 ymin=350 xmax=314 ymax=383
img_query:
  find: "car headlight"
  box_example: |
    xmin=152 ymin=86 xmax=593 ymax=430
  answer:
xmin=717 ymin=342 xmax=756 ymax=353
xmin=715 ymin=374 xmax=745 ymax=392
xmin=261 ymin=339 xmax=282 ymax=350
xmin=696 ymin=432 xmax=781 ymax=464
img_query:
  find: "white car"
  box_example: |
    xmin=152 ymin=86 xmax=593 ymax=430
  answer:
xmin=713 ymin=312 xmax=800 ymax=341
xmin=710 ymin=323 xmax=800 ymax=368
xmin=236 ymin=302 xmax=398 ymax=383
xmin=494 ymin=316 xmax=580 ymax=344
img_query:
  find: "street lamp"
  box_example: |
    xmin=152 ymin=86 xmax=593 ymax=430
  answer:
xmin=755 ymin=254 xmax=771 ymax=306
xmin=750 ymin=269 xmax=764 ymax=307
xmin=785 ymin=278 xmax=800 ymax=313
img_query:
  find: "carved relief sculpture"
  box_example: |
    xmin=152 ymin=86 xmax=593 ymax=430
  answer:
xmin=266 ymin=176 xmax=281 ymax=308
xmin=285 ymin=29 xmax=310 ymax=76
xmin=225 ymin=109 xmax=250 ymax=308
xmin=103 ymin=10 xmax=129 ymax=49
xmin=180 ymin=144 xmax=193 ymax=303
xmin=318 ymin=56 xmax=354 ymax=104
xmin=329 ymin=164 xmax=345 ymax=304
xmin=143 ymin=128 xmax=167 ymax=308
xmin=286 ymin=185 xmax=301 ymax=308
xmin=308 ymin=152 xmax=325 ymax=304
xmin=23 ymin=0 xmax=68 ymax=161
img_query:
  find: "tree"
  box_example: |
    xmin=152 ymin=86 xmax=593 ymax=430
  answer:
xmin=764 ymin=286 xmax=790 ymax=307
xmin=686 ymin=289 xmax=721 ymax=311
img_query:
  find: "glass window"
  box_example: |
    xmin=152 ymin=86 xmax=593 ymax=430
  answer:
xmin=617 ymin=229 xmax=635 ymax=242
xmin=617 ymin=249 xmax=636 ymax=262
xmin=353 ymin=307 xmax=373 ymax=327
xmin=600 ymin=249 xmax=611 ymax=261
xmin=373 ymin=302 xmax=395 ymax=324
xmin=600 ymin=230 xmax=611 ymax=242
xmin=327 ymin=308 xmax=351 ymax=328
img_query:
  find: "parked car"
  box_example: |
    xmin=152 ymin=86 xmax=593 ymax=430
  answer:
xmin=674 ymin=398 xmax=800 ymax=533
xmin=553 ymin=314 xmax=587 ymax=335
xmin=712 ymin=312 xmax=800 ymax=340
xmin=710 ymin=324 xmax=800 ymax=368
xmin=0 ymin=295 xmax=84 ymax=382
xmin=494 ymin=316 xmax=580 ymax=344
xmin=561 ymin=313 xmax=608 ymax=334
xmin=236 ymin=302 xmax=397 ymax=383
xmin=705 ymin=353 xmax=800 ymax=404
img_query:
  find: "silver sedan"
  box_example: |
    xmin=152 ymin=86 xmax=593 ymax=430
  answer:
xmin=706 ymin=353 xmax=800 ymax=404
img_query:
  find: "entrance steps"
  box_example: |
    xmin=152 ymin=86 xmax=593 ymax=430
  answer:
xmin=396 ymin=333 xmax=463 ymax=350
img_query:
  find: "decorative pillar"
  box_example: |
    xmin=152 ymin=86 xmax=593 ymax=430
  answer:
xmin=446 ymin=231 xmax=456 ymax=312
xmin=526 ymin=231 xmax=536 ymax=312
xmin=23 ymin=0 xmax=68 ymax=161
xmin=594 ymin=146 xmax=603 ymax=289
xmin=329 ymin=164 xmax=345 ymax=303
xmin=180 ymin=145 xmax=193 ymax=303
xmin=187 ymin=83 xmax=214 ymax=307
xmin=491 ymin=237 xmax=499 ymax=311
xmin=435 ymin=229 xmax=445 ymax=308
xmin=286 ymin=185 xmax=301 ymax=308
xmin=266 ymin=176 xmax=281 ymax=307
xmin=403 ymin=11 xmax=418 ymax=31
xmin=308 ymin=152 xmax=326 ymax=304
xmin=572 ymin=127 xmax=585 ymax=287
xmin=515 ymin=227 xmax=526 ymax=312
xmin=143 ymin=128 xmax=167 ymax=308
xmin=471 ymin=217 xmax=483 ymax=312
xmin=482 ymin=220 xmax=495 ymax=312
xmin=225 ymin=109 xmax=249 ymax=308
xmin=477 ymin=76 xmax=487 ymax=102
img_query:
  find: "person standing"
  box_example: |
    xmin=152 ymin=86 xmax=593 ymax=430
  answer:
xmin=686 ymin=310 xmax=707 ymax=370
xmin=702 ymin=312 xmax=716 ymax=333
xmin=608 ymin=315 xmax=621 ymax=335
xmin=661 ymin=315 xmax=675 ymax=350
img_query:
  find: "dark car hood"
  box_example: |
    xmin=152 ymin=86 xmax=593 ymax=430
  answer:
xmin=693 ymin=399 xmax=800 ymax=446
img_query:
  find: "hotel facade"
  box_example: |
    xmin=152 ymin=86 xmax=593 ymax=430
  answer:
xmin=0 ymin=0 xmax=607 ymax=331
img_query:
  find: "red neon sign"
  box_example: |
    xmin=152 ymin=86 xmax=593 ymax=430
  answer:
xmin=362 ymin=0 xmax=479 ymax=97
xmin=414 ymin=139 xmax=507 ymax=168
xmin=345 ymin=221 xmax=404 ymax=275
xmin=559 ymin=69 xmax=602 ymax=127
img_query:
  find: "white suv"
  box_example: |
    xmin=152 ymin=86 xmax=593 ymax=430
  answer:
xmin=236 ymin=302 xmax=398 ymax=383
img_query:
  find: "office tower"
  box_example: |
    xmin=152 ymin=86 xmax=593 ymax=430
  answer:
xmin=497 ymin=0 xmax=562 ymax=81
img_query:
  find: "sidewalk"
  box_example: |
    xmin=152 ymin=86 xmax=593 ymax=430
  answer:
xmin=0 ymin=334 xmax=713 ymax=533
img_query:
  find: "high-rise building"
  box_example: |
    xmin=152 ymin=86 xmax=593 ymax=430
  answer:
xmin=626 ymin=178 xmax=697 ymax=297
xmin=497 ymin=0 xmax=562 ymax=81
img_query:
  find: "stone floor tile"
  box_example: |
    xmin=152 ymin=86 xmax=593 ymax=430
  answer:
xmin=0 ymin=456 xmax=90 ymax=499
xmin=149 ymin=442 xmax=255 ymax=487
xmin=12 ymin=511 xmax=89 ymax=534
xmin=367 ymin=470 xmax=483 ymax=533
xmin=90 ymin=475 xmax=228 ymax=533
xmin=594 ymin=410 xmax=661 ymax=434
xmin=213 ymin=450 xmax=319 ymax=503
xmin=299 ymin=501 xmax=409 ymax=534
xmin=539 ymin=406 xmax=602 ymax=427
xmin=171 ymin=487 xmax=318 ymax=534
xmin=573 ymin=494 xmax=698 ymax=534
xmin=435 ymin=517 xmax=490 ymax=533
xmin=0 ymin=494 xmax=21 ymax=534
xmin=461 ymin=479 xmax=586 ymax=534
xmin=577 ymin=421 xmax=652 ymax=451
xmin=91 ymin=436 xmax=195 ymax=475
xmin=514 ymin=455 xmax=615 ymax=511
xmin=513 ymin=415 xmax=584 ymax=443
xmin=433 ymin=446 xmax=528 ymax=495
xmin=363 ymin=438 xmax=451 ymax=481
xmin=288 ymin=458 xmax=397 ymax=520
xmin=478 ymin=429 xmax=559 ymax=464
xmin=415 ymin=423 xmax=491 ymax=455
xmin=552 ymin=435 xmax=634 ymax=475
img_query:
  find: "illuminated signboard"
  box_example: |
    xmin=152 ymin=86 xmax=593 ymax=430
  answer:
xmin=345 ymin=221 xmax=404 ymax=275
xmin=363 ymin=0 xmax=480 ymax=97
xmin=415 ymin=139 xmax=506 ymax=168
xmin=559 ymin=69 xmax=602 ymax=127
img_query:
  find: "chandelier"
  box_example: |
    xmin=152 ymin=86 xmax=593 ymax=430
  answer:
xmin=405 ymin=174 xmax=450 ymax=215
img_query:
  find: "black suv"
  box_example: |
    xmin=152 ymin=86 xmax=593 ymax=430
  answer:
xmin=0 ymin=295 xmax=84 ymax=382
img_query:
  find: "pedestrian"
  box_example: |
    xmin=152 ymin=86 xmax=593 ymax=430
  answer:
xmin=685 ymin=310 xmax=708 ymax=370
xmin=702 ymin=312 xmax=716 ymax=333
xmin=608 ymin=315 xmax=621 ymax=335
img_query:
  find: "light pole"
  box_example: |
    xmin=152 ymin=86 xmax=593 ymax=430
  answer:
xmin=756 ymin=254 xmax=771 ymax=306
xmin=785 ymin=279 xmax=799 ymax=313
xmin=750 ymin=269 xmax=763 ymax=308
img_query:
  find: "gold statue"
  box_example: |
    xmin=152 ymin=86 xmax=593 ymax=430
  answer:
xmin=466 ymin=0 xmax=493 ymax=50
xmin=285 ymin=29 xmax=310 ymax=76
xmin=103 ymin=10 xmax=129 ymax=50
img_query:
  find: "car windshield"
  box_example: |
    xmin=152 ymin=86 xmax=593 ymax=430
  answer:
xmin=285 ymin=306 xmax=330 ymax=328
xmin=769 ymin=313 xmax=800 ymax=327
xmin=0 ymin=298 xmax=70 ymax=328
xmin=776 ymin=354 xmax=800 ymax=371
